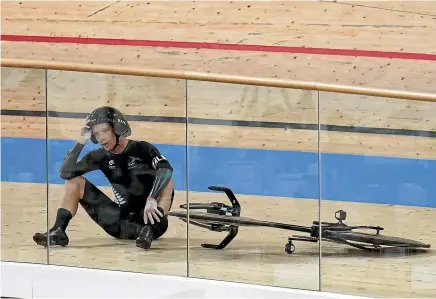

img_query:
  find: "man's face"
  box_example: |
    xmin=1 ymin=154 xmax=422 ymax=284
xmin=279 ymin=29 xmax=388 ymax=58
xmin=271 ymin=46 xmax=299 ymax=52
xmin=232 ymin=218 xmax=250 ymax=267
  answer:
xmin=92 ymin=123 xmax=116 ymax=151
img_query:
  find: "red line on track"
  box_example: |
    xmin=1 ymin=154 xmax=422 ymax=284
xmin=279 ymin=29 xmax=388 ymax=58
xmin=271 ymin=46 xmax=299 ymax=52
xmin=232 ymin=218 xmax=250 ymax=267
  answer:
xmin=2 ymin=34 xmax=436 ymax=61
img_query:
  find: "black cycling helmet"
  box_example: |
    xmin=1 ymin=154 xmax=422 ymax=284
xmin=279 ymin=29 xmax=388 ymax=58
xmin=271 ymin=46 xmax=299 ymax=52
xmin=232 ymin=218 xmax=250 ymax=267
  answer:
xmin=86 ymin=106 xmax=131 ymax=147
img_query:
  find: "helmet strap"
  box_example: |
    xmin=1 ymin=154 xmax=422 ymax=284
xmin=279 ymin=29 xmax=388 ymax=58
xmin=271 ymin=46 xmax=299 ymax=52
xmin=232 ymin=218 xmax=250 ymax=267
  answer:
xmin=110 ymin=135 xmax=120 ymax=152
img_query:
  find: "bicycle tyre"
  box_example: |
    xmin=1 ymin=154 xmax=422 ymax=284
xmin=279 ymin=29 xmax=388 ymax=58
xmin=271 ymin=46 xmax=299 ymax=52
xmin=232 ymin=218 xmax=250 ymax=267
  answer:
xmin=326 ymin=230 xmax=431 ymax=249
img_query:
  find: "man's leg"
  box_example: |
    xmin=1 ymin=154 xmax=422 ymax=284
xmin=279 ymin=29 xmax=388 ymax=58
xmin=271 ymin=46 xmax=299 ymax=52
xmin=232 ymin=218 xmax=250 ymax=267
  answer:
xmin=60 ymin=175 xmax=86 ymax=217
xmin=33 ymin=177 xmax=143 ymax=246
xmin=33 ymin=176 xmax=86 ymax=246
xmin=136 ymin=179 xmax=175 ymax=249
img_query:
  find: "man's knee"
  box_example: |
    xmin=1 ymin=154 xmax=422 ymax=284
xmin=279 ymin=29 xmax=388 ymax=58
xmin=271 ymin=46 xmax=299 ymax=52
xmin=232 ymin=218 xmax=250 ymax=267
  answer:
xmin=64 ymin=176 xmax=86 ymax=198
xmin=103 ymin=222 xmax=123 ymax=239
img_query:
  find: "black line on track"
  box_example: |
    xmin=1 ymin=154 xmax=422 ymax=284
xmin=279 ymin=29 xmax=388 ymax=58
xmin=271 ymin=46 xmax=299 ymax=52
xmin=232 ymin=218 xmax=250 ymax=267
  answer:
xmin=2 ymin=109 xmax=435 ymax=139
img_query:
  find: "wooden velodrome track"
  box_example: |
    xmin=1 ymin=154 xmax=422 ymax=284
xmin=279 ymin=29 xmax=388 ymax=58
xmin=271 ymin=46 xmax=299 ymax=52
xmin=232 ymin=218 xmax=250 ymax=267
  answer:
xmin=1 ymin=1 xmax=436 ymax=298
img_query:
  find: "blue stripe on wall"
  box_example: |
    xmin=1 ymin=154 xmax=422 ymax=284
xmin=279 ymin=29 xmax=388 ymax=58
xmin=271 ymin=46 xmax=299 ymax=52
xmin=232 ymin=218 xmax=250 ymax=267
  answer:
xmin=1 ymin=137 xmax=435 ymax=208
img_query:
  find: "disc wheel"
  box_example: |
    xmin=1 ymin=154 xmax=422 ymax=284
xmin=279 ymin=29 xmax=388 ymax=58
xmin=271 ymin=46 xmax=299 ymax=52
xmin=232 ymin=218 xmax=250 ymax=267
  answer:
xmin=325 ymin=231 xmax=431 ymax=249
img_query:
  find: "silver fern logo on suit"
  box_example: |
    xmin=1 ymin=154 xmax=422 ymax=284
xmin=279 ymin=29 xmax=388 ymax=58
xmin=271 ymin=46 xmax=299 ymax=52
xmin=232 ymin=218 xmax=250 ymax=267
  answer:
xmin=112 ymin=187 xmax=126 ymax=206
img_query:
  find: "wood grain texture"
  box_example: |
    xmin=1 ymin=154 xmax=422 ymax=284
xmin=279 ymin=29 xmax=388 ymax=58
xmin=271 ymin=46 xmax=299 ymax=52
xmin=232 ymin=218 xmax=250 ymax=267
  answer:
xmin=2 ymin=1 xmax=435 ymax=52
xmin=1 ymin=67 xmax=46 ymax=111
xmin=3 ymin=42 xmax=435 ymax=94
xmin=1 ymin=1 xmax=436 ymax=93
xmin=46 ymin=70 xmax=186 ymax=117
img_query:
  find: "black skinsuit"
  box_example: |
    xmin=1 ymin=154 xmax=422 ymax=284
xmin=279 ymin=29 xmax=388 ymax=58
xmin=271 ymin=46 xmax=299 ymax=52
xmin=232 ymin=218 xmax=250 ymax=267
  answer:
xmin=60 ymin=139 xmax=174 ymax=239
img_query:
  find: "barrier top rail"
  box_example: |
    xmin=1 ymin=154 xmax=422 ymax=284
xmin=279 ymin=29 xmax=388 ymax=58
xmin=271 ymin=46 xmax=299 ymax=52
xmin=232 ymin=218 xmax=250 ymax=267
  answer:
xmin=2 ymin=58 xmax=435 ymax=102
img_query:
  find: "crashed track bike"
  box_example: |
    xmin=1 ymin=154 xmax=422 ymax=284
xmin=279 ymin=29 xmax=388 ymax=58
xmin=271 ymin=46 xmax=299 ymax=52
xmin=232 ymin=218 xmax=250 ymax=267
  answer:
xmin=168 ymin=186 xmax=431 ymax=254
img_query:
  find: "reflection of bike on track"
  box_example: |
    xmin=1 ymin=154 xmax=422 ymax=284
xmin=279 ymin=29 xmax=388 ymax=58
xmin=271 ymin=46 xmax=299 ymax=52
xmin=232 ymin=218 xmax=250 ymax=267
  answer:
xmin=169 ymin=186 xmax=431 ymax=254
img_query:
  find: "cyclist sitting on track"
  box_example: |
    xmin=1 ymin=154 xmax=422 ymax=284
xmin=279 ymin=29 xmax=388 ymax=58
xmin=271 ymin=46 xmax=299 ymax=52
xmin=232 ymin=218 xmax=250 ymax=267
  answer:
xmin=33 ymin=106 xmax=174 ymax=250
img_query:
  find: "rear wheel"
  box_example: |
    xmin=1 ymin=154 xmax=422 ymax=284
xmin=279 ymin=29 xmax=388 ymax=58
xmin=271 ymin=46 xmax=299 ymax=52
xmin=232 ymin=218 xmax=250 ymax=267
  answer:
xmin=325 ymin=231 xmax=431 ymax=250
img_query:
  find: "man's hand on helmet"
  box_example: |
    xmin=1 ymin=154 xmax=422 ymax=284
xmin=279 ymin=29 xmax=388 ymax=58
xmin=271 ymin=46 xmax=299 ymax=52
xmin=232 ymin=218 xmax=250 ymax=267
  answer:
xmin=78 ymin=117 xmax=92 ymax=145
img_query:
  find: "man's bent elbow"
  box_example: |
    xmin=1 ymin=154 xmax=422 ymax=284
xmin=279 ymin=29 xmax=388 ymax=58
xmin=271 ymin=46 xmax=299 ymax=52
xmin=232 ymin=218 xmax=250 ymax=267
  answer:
xmin=59 ymin=169 xmax=76 ymax=180
xmin=60 ymin=173 xmax=73 ymax=180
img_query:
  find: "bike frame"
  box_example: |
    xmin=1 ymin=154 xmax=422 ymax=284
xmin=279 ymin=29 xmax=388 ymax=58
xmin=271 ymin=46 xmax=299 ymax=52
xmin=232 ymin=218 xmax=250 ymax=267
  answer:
xmin=168 ymin=186 xmax=431 ymax=253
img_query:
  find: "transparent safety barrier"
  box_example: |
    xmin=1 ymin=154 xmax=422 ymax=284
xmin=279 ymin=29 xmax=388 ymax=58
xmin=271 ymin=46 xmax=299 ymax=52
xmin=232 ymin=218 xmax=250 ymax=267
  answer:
xmin=1 ymin=66 xmax=49 ymax=265
xmin=319 ymin=92 xmax=436 ymax=297
xmin=2 ymin=64 xmax=435 ymax=298
xmin=183 ymin=80 xmax=321 ymax=290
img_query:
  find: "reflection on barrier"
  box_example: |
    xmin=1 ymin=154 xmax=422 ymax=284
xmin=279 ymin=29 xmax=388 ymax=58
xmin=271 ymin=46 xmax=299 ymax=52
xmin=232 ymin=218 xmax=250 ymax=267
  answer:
xmin=1 ymin=58 xmax=436 ymax=298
